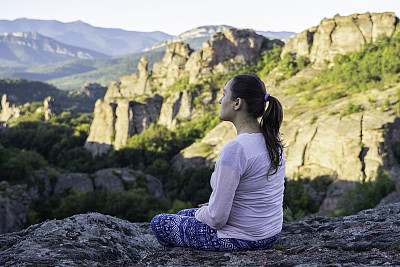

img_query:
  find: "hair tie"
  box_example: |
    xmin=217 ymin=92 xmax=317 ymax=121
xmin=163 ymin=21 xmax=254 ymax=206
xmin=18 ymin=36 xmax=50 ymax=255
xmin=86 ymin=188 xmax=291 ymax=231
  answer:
xmin=264 ymin=93 xmax=270 ymax=102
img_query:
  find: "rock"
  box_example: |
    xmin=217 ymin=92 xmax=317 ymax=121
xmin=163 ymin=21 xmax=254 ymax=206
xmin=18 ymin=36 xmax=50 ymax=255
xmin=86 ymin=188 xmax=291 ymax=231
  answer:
xmin=319 ymin=180 xmax=356 ymax=212
xmin=376 ymin=191 xmax=400 ymax=207
xmin=1 ymin=204 xmax=400 ymax=266
xmin=152 ymin=42 xmax=194 ymax=91
xmin=0 ymin=94 xmax=21 ymax=124
xmin=282 ymin=12 xmax=398 ymax=66
xmin=72 ymin=83 xmax=108 ymax=99
xmin=389 ymin=164 xmax=400 ymax=190
xmin=41 ymin=96 xmax=61 ymax=120
xmin=84 ymin=95 xmax=163 ymax=155
xmin=93 ymin=169 xmax=126 ymax=191
xmin=27 ymin=169 xmax=55 ymax=200
xmin=53 ymin=173 xmax=94 ymax=195
xmin=93 ymin=168 xmax=166 ymax=200
xmin=0 ymin=181 xmax=31 ymax=234
xmin=157 ymin=90 xmax=195 ymax=128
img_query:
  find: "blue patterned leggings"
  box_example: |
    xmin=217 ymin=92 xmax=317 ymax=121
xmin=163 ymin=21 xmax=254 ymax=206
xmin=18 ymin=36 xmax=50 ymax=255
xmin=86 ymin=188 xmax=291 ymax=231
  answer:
xmin=150 ymin=208 xmax=280 ymax=251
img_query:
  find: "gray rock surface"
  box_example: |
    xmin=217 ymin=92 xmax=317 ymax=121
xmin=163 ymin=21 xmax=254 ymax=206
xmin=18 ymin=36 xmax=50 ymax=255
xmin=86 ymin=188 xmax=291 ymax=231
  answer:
xmin=0 ymin=182 xmax=31 ymax=234
xmin=93 ymin=169 xmax=126 ymax=191
xmin=53 ymin=173 xmax=94 ymax=195
xmin=1 ymin=203 xmax=400 ymax=266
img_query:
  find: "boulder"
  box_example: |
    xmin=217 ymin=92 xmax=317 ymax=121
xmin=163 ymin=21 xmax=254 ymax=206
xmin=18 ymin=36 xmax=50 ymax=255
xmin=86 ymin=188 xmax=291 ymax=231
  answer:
xmin=93 ymin=168 xmax=166 ymax=200
xmin=1 ymin=204 xmax=400 ymax=266
xmin=0 ymin=182 xmax=31 ymax=234
xmin=53 ymin=173 xmax=93 ymax=195
xmin=93 ymin=169 xmax=126 ymax=191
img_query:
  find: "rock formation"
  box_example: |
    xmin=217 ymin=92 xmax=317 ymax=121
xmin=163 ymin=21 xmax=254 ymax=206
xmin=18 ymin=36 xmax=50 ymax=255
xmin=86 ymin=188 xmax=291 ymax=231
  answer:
xmin=282 ymin=12 xmax=399 ymax=66
xmin=0 ymin=94 xmax=21 ymax=124
xmin=85 ymin=28 xmax=280 ymax=155
xmin=35 ymin=96 xmax=62 ymax=120
xmin=1 ymin=203 xmax=400 ymax=266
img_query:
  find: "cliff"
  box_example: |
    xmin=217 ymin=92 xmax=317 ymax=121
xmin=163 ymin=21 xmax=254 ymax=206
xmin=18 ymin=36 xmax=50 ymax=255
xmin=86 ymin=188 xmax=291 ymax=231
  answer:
xmin=1 ymin=203 xmax=400 ymax=266
xmin=85 ymin=28 xmax=282 ymax=155
xmin=281 ymin=12 xmax=399 ymax=66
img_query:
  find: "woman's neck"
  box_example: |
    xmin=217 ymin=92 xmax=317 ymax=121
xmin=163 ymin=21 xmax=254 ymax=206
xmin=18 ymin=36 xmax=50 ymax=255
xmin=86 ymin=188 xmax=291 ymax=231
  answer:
xmin=234 ymin=118 xmax=260 ymax=135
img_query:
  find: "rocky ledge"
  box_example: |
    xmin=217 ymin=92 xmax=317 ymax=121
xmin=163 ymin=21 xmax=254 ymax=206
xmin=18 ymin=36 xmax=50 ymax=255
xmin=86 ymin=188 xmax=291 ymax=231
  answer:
xmin=1 ymin=203 xmax=400 ymax=266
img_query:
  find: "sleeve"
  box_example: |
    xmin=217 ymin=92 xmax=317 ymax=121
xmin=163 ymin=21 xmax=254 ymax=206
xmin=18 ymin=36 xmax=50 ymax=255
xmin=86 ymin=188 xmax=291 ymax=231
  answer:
xmin=195 ymin=141 xmax=246 ymax=229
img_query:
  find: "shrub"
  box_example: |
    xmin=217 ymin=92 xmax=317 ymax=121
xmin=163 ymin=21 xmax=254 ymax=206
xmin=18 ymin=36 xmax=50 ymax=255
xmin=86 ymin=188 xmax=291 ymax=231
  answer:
xmin=335 ymin=169 xmax=395 ymax=216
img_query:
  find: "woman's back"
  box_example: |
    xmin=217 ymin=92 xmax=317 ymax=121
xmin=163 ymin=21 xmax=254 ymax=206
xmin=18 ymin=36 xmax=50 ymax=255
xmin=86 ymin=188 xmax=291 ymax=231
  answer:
xmin=215 ymin=133 xmax=285 ymax=240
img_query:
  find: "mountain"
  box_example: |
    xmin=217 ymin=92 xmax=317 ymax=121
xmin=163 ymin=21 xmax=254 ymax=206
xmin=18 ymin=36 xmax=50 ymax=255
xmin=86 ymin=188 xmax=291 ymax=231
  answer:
xmin=0 ymin=50 xmax=165 ymax=90
xmin=143 ymin=25 xmax=296 ymax=52
xmin=0 ymin=32 xmax=110 ymax=66
xmin=0 ymin=19 xmax=172 ymax=56
xmin=142 ymin=25 xmax=234 ymax=52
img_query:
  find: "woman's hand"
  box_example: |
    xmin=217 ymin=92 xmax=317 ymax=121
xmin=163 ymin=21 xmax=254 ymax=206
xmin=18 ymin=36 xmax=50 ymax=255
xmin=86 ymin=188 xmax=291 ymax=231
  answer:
xmin=198 ymin=202 xmax=209 ymax=208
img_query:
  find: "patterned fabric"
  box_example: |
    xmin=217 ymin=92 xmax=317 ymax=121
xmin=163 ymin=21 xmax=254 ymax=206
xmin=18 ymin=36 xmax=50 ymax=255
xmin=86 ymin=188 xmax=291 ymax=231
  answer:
xmin=151 ymin=208 xmax=280 ymax=251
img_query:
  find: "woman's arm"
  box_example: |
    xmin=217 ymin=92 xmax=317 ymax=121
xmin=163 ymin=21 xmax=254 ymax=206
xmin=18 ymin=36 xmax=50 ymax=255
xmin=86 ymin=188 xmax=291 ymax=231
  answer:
xmin=194 ymin=164 xmax=241 ymax=229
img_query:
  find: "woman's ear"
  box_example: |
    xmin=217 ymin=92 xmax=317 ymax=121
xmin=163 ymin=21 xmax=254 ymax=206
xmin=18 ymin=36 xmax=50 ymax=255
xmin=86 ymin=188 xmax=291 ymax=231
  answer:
xmin=234 ymin=98 xmax=243 ymax=111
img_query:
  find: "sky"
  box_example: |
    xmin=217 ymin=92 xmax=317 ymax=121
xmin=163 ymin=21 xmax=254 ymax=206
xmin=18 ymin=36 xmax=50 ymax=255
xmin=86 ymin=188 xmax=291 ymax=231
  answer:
xmin=0 ymin=0 xmax=399 ymax=35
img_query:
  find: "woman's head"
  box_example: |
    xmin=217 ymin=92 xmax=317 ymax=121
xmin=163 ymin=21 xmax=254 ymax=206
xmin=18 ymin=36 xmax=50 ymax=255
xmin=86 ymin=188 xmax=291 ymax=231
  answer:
xmin=225 ymin=74 xmax=284 ymax=176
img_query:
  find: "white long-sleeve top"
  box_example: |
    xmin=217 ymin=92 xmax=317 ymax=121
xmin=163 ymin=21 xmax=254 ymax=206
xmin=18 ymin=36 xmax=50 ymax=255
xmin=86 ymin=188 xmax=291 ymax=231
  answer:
xmin=195 ymin=133 xmax=286 ymax=241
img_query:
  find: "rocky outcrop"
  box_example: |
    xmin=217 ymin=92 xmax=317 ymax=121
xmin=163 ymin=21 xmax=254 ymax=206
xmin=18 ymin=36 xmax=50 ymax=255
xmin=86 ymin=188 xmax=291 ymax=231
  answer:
xmin=34 ymin=96 xmax=62 ymax=120
xmin=282 ymin=12 xmax=399 ymax=66
xmin=85 ymin=28 xmax=280 ymax=154
xmin=0 ymin=94 xmax=21 ymax=124
xmin=1 ymin=203 xmax=400 ymax=266
xmin=84 ymin=94 xmax=163 ymax=154
xmin=0 ymin=182 xmax=31 ymax=234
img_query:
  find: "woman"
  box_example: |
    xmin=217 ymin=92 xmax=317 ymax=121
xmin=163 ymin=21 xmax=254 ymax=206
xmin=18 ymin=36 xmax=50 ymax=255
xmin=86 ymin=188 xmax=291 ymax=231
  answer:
xmin=151 ymin=74 xmax=285 ymax=251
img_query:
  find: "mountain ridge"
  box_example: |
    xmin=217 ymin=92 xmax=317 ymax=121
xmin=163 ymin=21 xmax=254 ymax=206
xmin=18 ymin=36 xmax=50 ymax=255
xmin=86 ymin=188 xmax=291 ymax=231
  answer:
xmin=0 ymin=18 xmax=172 ymax=56
xmin=0 ymin=31 xmax=110 ymax=66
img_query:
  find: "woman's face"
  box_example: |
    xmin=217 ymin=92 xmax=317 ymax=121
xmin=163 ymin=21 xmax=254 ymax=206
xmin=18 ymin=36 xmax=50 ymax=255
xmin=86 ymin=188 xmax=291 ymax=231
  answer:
xmin=218 ymin=79 xmax=236 ymax=121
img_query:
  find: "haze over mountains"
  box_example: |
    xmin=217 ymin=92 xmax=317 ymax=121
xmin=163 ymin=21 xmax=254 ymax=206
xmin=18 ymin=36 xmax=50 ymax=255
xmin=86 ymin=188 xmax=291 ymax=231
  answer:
xmin=0 ymin=32 xmax=109 ymax=66
xmin=0 ymin=18 xmax=172 ymax=56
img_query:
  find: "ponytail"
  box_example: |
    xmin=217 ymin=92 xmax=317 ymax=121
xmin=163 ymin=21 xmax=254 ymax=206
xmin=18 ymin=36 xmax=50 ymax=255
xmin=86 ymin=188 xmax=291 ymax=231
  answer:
xmin=260 ymin=96 xmax=283 ymax=176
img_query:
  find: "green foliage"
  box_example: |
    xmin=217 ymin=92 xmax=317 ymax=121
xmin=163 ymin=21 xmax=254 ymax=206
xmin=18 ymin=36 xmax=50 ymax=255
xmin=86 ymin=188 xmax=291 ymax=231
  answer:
xmin=341 ymin=102 xmax=363 ymax=117
xmin=1 ymin=110 xmax=96 ymax=173
xmin=53 ymin=188 xmax=164 ymax=222
xmin=256 ymin=45 xmax=283 ymax=79
xmin=286 ymin=32 xmax=400 ymax=107
xmin=309 ymin=115 xmax=318 ymax=125
xmin=335 ymin=170 xmax=395 ymax=216
xmin=283 ymin=176 xmax=333 ymax=220
xmin=0 ymin=145 xmax=46 ymax=183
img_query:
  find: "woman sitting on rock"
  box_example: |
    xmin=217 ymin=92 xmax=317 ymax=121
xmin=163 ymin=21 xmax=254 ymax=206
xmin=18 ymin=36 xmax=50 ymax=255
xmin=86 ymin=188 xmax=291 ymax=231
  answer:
xmin=151 ymin=74 xmax=286 ymax=251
